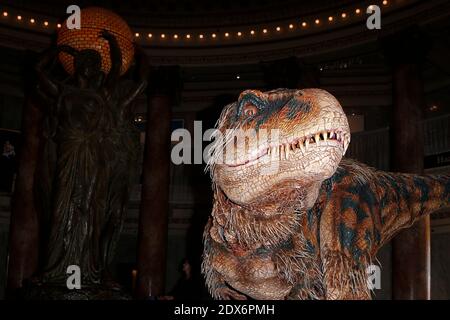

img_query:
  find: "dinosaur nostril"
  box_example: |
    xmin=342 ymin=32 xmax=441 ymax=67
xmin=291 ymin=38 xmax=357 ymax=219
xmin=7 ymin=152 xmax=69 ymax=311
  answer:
xmin=243 ymin=105 xmax=258 ymax=117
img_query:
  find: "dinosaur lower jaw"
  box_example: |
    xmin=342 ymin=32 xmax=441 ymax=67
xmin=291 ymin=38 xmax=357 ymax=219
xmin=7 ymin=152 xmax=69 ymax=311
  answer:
xmin=225 ymin=129 xmax=349 ymax=168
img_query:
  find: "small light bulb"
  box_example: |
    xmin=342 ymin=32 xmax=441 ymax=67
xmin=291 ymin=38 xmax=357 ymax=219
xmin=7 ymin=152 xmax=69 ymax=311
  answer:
xmin=302 ymin=22 xmax=307 ymax=27
xmin=289 ymin=24 xmax=294 ymax=29
xmin=135 ymin=32 xmax=140 ymax=37
xmin=186 ymin=34 xmax=191 ymax=39
xmin=17 ymin=15 xmax=22 ymax=21
xmin=30 ymin=18 xmax=35 ymax=23
xmin=356 ymin=8 xmax=361 ymax=14
xmin=315 ymin=19 xmax=320 ymax=24
xmin=276 ymin=26 xmax=281 ymax=31
xmin=2 ymin=12 xmax=8 ymax=17
xmin=160 ymin=34 xmax=165 ymax=38
xmin=250 ymin=30 xmax=255 ymax=35
xmin=341 ymin=13 xmax=347 ymax=18
xmin=173 ymin=34 xmax=178 ymax=39
xmin=148 ymin=33 xmax=152 ymax=38
xmin=212 ymin=33 xmax=216 ymax=38
xmin=383 ymin=0 xmax=388 ymax=5
xmin=199 ymin=34 xmax=204 ymax=39
xmin=44 ymin=21 xmax=49 ymax=26
xmin=328 ymin=16 xmax=333 ymax=22
xmin=263 ymin=28 xmax=267 ymax=33
xmin=237 ymin=31 xmax=242 ymax=36
xmin=225 ymin=32 xmax=229 ymax=37
xmin=57 ymin=23 xmax=61 ymax=28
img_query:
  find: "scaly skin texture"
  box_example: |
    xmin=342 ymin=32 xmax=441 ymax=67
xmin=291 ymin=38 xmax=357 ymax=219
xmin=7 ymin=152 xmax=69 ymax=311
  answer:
xmin=202 ymin=88 xmax=450 ymax=300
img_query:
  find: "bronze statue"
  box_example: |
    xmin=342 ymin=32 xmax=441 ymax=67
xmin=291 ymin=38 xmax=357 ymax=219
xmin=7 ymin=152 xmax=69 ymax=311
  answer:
xmin=28 ymin=30 xmax=147 ymax=299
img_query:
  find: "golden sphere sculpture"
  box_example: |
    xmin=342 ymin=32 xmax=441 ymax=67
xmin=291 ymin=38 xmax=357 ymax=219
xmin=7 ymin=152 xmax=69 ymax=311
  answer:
xmin=57 ymin=7 xmax=134 ymax=75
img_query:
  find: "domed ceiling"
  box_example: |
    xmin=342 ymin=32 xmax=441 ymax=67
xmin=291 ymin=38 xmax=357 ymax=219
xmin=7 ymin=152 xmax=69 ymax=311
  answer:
xmin=1 ymin=0 xmax=357 ymax=26
xmin=0 ymin=0 xmax=449 ymax=65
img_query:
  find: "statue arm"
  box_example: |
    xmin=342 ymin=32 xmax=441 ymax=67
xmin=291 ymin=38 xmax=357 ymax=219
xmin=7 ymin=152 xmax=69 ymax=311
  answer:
xmin=121 ymin=81 xmax=146 ymax=111
xmin=100 ymin=30 xmax=122 ymax=86
xmin=35 ymin=45 xmax=77 ymax=97
xmin=120 ymin=46 xmax=148 ymax=110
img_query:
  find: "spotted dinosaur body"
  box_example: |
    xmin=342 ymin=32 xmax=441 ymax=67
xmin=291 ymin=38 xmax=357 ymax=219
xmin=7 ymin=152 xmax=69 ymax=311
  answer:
xmin=202 ymin=88 xmax=450 ymax=300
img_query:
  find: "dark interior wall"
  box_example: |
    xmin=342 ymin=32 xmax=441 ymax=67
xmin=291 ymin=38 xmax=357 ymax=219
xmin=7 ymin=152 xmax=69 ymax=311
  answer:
xmin=110 ymin=233 xmax=138 ymax=292
xmin=0 ymin=96 xmax=23 ymax=131
xmin=0 ymin=46 xmax=27 ymax=130
xmin=0 ymin=215 xmax=8 ymax=299
xmin=431 ymin=232 xmax=450 ymax=299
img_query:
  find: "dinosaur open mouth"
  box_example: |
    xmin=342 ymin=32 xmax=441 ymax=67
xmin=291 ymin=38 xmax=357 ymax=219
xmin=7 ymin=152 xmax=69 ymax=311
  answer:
xmin=225 ymin=129 xmax=348 ymax=167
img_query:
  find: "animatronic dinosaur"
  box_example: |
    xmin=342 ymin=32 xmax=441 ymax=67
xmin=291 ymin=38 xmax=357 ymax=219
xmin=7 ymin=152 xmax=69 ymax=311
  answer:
xmin=202 ymin=88 xmax=450 ymax=300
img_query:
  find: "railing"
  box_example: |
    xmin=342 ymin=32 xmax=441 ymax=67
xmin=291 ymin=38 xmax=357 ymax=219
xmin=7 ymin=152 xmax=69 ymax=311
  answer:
xmin=346 ymin=127 xmax=390 ymax=171
xmin=346 ymin=114 xmax=450 ymax=170
xmin=424 ymin=115 xmax=450 ymax=156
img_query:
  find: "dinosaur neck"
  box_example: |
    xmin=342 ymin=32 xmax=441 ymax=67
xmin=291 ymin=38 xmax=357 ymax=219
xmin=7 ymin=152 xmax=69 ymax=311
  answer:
xmin=212 ymin=180 xmax=323 ymax=250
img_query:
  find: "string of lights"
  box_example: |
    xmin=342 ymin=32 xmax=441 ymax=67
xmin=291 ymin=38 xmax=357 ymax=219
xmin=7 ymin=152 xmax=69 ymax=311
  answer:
xmin=0 ymin=0 xmax=391 ymax=44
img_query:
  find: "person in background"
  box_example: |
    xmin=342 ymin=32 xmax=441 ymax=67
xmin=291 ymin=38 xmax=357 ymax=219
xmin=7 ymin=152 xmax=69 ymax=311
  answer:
xmin=166 ymin=258 xmax=202 ymax=300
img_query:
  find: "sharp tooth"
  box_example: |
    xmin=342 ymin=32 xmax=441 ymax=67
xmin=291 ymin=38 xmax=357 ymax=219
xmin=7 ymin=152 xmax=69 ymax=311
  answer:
xmin=268 ymin=147 xmax=271 ymax=156
xmin=314 ymin=134 xmax=320 ymax=143
xmin=344 ymin=135 xmax=350 ymax=154
xmin=291 ymin=142 xmax=296 ymax=150
xmin=285 ymin=143 xmax=290 ymax=159
xmin=300 ymin=140 xmax=305 ymax=153
xmin=329 ymin=131 xmax=335 ymax=139
xmin=323 ymin=132 xmax=327 ymax=141
xmin=305 ymin=138 xmax=309 ymax=149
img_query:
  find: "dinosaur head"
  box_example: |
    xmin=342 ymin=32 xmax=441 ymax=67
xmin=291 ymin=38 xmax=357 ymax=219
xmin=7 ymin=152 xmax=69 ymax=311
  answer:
xmin=208 ymin=88 xmax=350 ymax=206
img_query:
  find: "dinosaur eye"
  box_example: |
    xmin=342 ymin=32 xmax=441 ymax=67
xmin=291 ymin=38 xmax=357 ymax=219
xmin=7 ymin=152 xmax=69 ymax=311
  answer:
xmin=243 ymin=105 xmax=257 ymax=117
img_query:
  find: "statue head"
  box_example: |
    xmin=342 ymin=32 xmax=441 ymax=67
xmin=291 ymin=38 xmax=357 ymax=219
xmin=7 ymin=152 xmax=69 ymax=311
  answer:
xmin=74 ymin=49 xmax=102 ymax=80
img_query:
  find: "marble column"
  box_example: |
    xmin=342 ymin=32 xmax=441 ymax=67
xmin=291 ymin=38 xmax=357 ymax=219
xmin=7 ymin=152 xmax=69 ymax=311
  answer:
xmin=6 ymin=98 xmax=42 ymax=297
xmin=384 ymin=27 xmax=431 ymax=299
xmin=135 ymin=66 xmax=181 ymax=299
